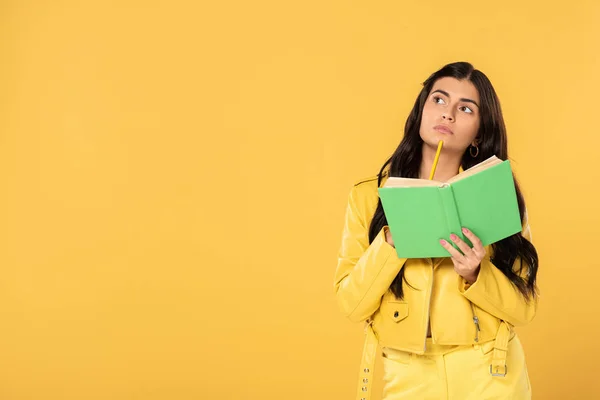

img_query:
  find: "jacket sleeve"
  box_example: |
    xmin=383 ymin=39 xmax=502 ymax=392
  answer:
xmin=333 ymin=184 xmax=408 ymax=323
xmin=460 ymin=210 xmax=538 ymax=327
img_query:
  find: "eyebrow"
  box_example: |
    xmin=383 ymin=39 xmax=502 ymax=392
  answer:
xmin=432 ymin=89 xmax=479 ymax=108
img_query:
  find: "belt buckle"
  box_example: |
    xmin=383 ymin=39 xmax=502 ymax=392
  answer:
xmin=490 ymin=364 xmax=507 ymax=377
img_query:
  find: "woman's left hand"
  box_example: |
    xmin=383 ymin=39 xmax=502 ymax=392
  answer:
xmin=439 ymin=227 xmax=486 ymax=284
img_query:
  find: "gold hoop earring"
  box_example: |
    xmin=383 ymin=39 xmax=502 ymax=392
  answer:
xmin=470 ymin=144 xmax=479 ymax=158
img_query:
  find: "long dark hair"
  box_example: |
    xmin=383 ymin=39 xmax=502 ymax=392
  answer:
xmin=369 ymin=62 xmax=538 ymax=302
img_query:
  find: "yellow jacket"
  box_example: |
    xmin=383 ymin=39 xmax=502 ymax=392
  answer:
xmin=334 ymin=173 xmax=537 ymax=354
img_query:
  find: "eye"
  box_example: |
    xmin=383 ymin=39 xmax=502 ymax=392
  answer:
xmin=460 ymin=105 xmax=473 ymax=114
xmin=433 ymin=96 xmax=446 ymax=105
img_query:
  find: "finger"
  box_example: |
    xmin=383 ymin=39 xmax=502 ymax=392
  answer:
xmin=449 ymin=233 xmax=474 ymax=257
xmin=440 ymin=239 xmax=466 ymax=263
xmin=461 ymin=227 xmax=485 ymax=256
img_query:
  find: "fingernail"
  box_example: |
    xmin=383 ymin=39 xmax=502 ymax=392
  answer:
xmin=450 ymin=234 xmax=458 ymax=241
xmin=440 ymin=239 xmax=447 ymax=245
xmin=462 ymin=227 xmax=469 ymax=234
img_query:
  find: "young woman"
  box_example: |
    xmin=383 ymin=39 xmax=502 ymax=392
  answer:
xmin=334 ymin=62 xmax=539 ymax=400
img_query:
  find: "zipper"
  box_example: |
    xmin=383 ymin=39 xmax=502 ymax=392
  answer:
xmin=423 ymin=259 xmax=435 ymax=351
xmin=470 ymin=303 xmax=481 ymax=342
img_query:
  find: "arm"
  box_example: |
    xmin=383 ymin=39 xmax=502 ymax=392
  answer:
xmin=333 ymin=185 xmax=407 ymax=323
xmin=460 ymin=210 xmax=538 ymax=327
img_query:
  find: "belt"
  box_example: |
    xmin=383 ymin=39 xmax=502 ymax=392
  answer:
xmin=355 ymin=319 xmax=513 ymax=400
xmin=490 ymin=320 xmax=512 ymax=376
xmin=356 ymin=319 xmax=377 ymax=400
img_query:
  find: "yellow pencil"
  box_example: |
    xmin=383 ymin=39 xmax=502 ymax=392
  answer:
xmin=429 ymin=140 xmax=443 ymax=180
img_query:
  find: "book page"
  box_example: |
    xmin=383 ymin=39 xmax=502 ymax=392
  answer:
xmin=447 ymin=155 xmax=502 ymax=183
xmin=382 ymin=155 xmax=502 ymax=187
xmin=382 ymin=177 xmax=442 ymax=188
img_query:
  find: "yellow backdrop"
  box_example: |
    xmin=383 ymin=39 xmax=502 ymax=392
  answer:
xmin=1 ymin=1 xmax=599 ymax=399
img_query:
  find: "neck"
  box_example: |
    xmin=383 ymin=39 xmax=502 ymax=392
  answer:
xmin=419 ymin=144 xmax=462 ymax=181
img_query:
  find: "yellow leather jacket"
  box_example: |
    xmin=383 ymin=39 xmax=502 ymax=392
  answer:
xmin=334 ymin=173 xmax=537 ymax=354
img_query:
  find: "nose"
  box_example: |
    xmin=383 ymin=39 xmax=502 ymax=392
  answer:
xmin=442 ymin=112 xmax=454 ymax=122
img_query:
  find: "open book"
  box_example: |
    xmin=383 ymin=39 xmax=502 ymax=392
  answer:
xmin=377 ymin=156 xmax=522 ymax=258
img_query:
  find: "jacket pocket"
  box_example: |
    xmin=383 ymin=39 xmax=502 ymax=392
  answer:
xmin=382 ymin=301 xmax=409 ymax=323
xmin=472 ymin=303 xmax=501 ymax=344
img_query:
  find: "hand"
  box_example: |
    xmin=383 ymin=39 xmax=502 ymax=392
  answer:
xmin=384 ymin=227 xmax=395 ymax=248
xmin=439 ymin=227 xmax=486 ymax=284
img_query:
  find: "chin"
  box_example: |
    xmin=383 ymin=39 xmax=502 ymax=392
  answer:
xmin=422 ymin=133 xmax=448 ymax=146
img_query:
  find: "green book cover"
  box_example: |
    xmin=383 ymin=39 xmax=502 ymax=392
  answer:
xmin=377 ymin=156 xmax=522 ymax=259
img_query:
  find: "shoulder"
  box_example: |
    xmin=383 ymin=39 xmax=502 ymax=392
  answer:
xmin=351 ymin=174 xmax=383 ymax=204
xmin=353 ymin=170 xmax=388 ymax=188
xmin=353 ymin=174 xmax=379 ymax=187
xmin=347 ymin=172 xmax=388 ymax=218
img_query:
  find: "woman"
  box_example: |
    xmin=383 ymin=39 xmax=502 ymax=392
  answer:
xmin=334 ymin=61 xmax=539 ymax=400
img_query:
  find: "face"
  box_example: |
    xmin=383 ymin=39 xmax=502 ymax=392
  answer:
xmin=419 ymin=77 xmax=481 ymax=153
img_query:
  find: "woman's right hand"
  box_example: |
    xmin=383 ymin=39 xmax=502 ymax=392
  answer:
xmin=384 ymin=226 xmax=395 ymax=248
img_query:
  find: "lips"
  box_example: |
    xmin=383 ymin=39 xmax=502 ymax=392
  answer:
xmin=434 ymin=125 xmax=453 ymax=134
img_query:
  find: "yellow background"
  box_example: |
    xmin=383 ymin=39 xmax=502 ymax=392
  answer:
xmin=1 ymin=1 xmax=598 ymax=399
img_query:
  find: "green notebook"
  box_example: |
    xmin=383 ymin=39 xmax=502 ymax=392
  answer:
xmin=377 ymin=156 xmax=522 ymax=259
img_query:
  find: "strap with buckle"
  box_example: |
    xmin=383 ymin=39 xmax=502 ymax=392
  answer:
xmin=356 ymin=319 xmax=377 ymax=400
xmin=490 ymin=320 xmax=511 ymax=377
